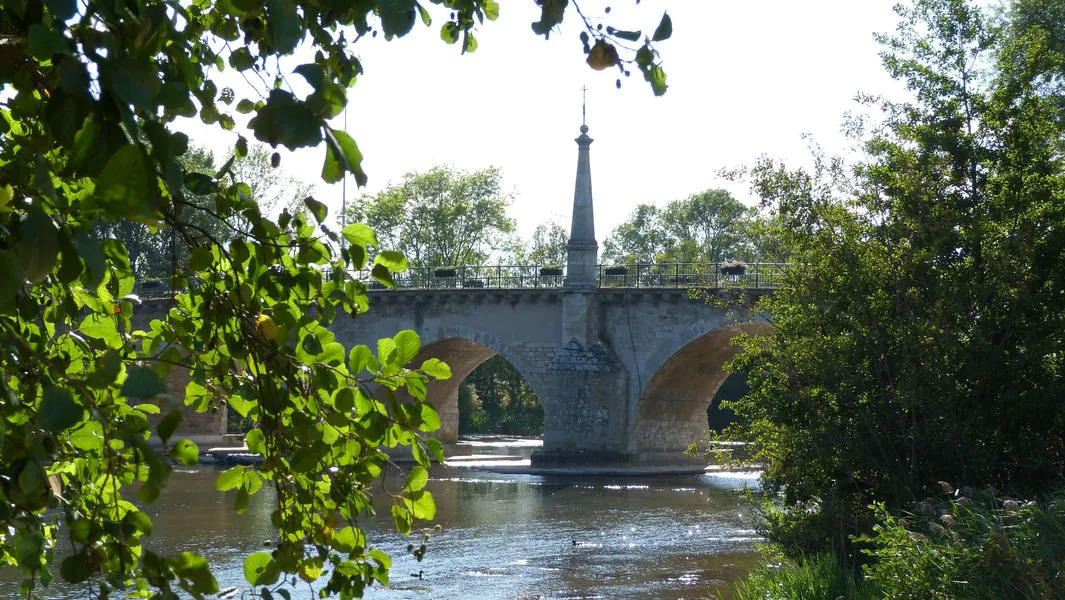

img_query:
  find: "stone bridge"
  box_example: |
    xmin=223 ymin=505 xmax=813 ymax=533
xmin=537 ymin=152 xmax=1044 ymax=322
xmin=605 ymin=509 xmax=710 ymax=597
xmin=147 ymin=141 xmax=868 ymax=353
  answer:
xmin=334 ymin=285 xmax=770 ymax=465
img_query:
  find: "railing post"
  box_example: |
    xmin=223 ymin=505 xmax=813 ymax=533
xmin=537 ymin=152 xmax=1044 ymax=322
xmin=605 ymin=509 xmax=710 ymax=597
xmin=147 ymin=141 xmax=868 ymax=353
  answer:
xmin=674 ymin=263 xmax=679 ymax=288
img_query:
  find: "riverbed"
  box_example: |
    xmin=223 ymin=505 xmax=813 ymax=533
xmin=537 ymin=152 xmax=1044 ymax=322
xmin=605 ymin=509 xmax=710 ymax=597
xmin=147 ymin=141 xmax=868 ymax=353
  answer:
xmin=1 ymin=438 xmax=762 ymax=599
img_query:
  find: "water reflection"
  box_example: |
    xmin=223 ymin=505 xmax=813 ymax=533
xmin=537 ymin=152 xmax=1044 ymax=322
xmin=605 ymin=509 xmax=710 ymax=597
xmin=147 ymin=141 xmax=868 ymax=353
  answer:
xmin=1 ymin=442 xmax=762 ymax=599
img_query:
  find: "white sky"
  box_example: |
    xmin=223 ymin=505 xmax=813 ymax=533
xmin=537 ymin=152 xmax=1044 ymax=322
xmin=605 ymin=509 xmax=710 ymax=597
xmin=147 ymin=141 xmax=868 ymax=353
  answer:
xmin=178 ymin=0 xmax=908 ymax=242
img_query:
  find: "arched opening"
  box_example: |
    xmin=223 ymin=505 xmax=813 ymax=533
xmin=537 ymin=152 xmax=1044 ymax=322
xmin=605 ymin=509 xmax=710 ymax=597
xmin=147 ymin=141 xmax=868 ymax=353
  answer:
xmin=707 ymin=372 xmax=748 ymax=433
xmin=633 ymin=324 xmax=767 ymax=455
xmin=458 ymin=356 xmax=544 ymax=437
xmin=407 ymin=337 xmax=545 ymax=444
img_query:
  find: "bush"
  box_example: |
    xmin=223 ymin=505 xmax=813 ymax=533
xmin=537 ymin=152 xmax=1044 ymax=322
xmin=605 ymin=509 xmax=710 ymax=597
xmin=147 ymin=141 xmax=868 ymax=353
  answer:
xmin=733 ymin=551 xmax=880 ymax=600
xmin=860 ymin=489 xmax=1065 ymax=600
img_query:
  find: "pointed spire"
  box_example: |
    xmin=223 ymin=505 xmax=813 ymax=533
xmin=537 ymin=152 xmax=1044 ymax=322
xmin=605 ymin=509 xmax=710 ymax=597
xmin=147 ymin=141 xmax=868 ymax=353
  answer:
xmin=565 ymin=119 xmax=598 ymax=287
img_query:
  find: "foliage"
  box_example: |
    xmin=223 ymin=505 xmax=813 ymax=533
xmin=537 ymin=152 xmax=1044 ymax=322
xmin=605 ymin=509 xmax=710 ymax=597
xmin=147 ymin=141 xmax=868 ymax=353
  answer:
xmin=508 ymin=221 xmax=569 ymax=266
xmin=724 ymin=0 xmax=1065 ymax=559
xmin=95 ymin=143 xmax=310 ymax=281
xmin=0 ymin=0 xmax=672 ymax=597
xmin=732 ymin=551 xmax=880 ymax=600
xmin=459 ymin=356 xmax=543 ymax=436
xmin=860 ymin=488 xmax=1065 ymax=599
xmin=346 ymin=166 xmax=515 ymax=267
xmin=601 ymin=188 xmax=763 ymax=265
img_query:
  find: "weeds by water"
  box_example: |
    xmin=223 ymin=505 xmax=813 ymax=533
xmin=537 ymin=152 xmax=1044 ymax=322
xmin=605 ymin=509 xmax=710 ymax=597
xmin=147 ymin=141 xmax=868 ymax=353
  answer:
xmin=732 ymin=551 xmax=880 ymax=600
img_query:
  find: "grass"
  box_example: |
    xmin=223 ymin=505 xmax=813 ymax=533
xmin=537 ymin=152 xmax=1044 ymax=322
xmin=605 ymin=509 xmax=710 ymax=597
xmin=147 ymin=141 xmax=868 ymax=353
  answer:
xmin=731 ymin=552 xmax=880 ymax=600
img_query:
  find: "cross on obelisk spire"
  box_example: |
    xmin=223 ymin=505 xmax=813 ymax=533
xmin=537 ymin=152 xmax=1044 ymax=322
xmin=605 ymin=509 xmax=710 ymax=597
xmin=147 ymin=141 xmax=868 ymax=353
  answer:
xmin=581 ymin=85 xmax=588 ymax=127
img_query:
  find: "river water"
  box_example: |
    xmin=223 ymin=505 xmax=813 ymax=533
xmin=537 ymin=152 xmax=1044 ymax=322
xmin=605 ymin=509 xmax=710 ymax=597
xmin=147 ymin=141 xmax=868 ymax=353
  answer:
xmin=2 ymin=438 xmax=762 ymax=599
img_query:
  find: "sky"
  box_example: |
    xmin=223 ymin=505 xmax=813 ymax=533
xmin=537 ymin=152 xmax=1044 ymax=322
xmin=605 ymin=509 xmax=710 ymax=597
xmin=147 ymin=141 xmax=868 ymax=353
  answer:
xmin=177 ymin=0 xmax=909 ymax=243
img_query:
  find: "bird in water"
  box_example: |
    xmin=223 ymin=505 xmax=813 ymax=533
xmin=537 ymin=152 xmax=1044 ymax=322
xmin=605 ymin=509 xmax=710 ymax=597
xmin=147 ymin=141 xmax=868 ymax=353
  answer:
xmin=410 ymin=570 xmax=424 ymax=579
xmin=571 ymin=539 xmax=584 ymax=547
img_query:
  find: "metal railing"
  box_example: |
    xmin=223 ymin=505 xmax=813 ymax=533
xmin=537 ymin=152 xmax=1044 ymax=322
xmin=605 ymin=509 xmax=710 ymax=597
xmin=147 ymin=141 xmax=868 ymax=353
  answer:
xmin=360 ymin=263 xmax=788 ymax=291
xmin=595 ymin=262 xmax=787 ymax=289
xmin=133 ymin=263 xmax=788 ymax=297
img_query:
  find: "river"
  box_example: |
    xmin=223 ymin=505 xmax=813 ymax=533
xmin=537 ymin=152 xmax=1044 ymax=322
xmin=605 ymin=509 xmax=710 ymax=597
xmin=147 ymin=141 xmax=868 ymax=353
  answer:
xmin=1 ymin=438 xmax=762 ymax=599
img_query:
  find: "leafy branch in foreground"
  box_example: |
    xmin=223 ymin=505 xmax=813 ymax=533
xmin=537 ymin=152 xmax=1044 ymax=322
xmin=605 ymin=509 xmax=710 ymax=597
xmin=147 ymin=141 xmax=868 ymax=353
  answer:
xmin=0 ymin=0 xmax=670 ymax=597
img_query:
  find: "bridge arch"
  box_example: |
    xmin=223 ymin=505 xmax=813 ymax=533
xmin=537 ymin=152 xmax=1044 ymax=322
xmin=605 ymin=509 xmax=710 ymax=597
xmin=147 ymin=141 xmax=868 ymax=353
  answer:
xmin=632 ymin=322 xmax=770 ymax=456
xmin=408 ymin=328 xmax=552 ymax=443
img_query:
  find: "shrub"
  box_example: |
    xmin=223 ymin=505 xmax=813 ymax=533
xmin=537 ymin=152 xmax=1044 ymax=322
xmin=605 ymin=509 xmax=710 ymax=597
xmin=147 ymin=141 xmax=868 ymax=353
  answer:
xmin=860 ymin=489 xmax=1065 ymax=600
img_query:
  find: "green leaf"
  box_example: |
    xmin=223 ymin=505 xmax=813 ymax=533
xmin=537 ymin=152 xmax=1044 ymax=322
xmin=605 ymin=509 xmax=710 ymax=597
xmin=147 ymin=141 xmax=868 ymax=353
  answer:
xmin=171 ymin=439 xmax=199 ymax=466
xmin=349 ymin=345 xmax=375 ymax=374
xmin=109 ymin=60 xmax=154 ymax=111
xmin=267 ymin=0 xmax=303 ymax=54
xmin=416 ymin=3 xmax=431 ymax=26
xmin=0 ymin=250 xmax=24 ymax=307
xmin=136 ymin=481 xmax=160 ymax=504
xmin=157 ymin=409 xmax=182 ymax=444
xmin=303 ymin=197 xmax=328 ymax=224
xmin=216 ymin=466 xmax=245 ymax=491
xmin=403 ymin=489 xmax=436 ymax=520
xmin=245 ymin=428 xmax=265 ymax=454
xmin=420 ymin=358 xmax=452 ymax=380
xmin=406 ymin=466 xmax=428 ymax=491
xmin=244 ymin=552 xmax=280 ymax=586
xmin=391 ymin=504 xmax=412 ymax=534
xmin=440 ymin=22 xmax=459 ymax=44
xmin=378 ymin=0 xmax=417 ymax=37
xmin=39 ymin=385 xmax=84 ymax=432
xmin=611 ymin=28 xmax=642 ymax=42
xmin=122 ymin=367 xmax=168 ymax=399
xmin=426 ymin=438 xmax=445 ymax=463
xmin=342 ymin=223 xmax=378 ymax=248
xmin=652 ymin=12 xmax=672 ymax=41
xmin=374 ymin=250 xmax=409 ymax=272
xmin=393 ymin=330 xmax=420 ymax=365
xmin=301 ymin=332 xmax=324 ymax=356
xmin=322 ymin=128 xmax=368 ymax=186
xmin=28 ymin=25 xmax=71 ymax=59
xmin=184 ymin=172 xmax=218 ymax=195
xmin=20 ymin=206 xmax=58 ymax=284
xmin=482 ymin=0 xmax=499 ymax=20
xmin=174 ymin=552 xmax=218 ymax=594
xmin=417 ymin=403 xmax=440 ymax=433
xmin=189 ymin=247 xmax=213 ymax=272
xmin=249 ymin=90 xmax=322 ymax=150
xmin=332 ymin=526 xmax=364 ymax=552
xmin=124 ymin=509 xmax=153 ymax=535
xmin=377 ymin=337 xmax=396 ymax=365
xmin=60 ymin=554 xmax=94 ymax=583
xmin=94 ymin=145 xmax=150 ymax=216
xmin=645 ymin=64 xmax=667 ymax=96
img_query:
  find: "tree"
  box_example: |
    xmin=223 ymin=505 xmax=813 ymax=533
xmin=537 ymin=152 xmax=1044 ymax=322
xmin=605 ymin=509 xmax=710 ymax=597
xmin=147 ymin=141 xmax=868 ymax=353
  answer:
xmin=602 ymin=189 xmax=760 ymax=265
xmin=659 ymin=189 xmax=756 ymax=262
xmin=0 ymin=1 xmax=674 ymax=598
xmin=510 ymin=221 xmax=569 ymax=266
xmin=601 ymin=203 xmax=667 ymax=264
xmin=346 ymin=166 xmax=516 ymax=267
xmin=724 ymin=0 xmax=1065 ymax=559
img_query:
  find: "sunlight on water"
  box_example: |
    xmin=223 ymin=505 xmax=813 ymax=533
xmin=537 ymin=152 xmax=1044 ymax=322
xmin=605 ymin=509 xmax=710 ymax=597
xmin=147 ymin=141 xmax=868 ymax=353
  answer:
xmin=0 ymin=439 xmax=763 ymax=599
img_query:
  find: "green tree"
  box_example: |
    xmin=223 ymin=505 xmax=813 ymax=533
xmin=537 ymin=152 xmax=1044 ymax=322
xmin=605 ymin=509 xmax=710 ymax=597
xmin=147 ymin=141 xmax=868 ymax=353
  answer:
xmin=347 ymin=166 xmax=516 ymax=267
xmin=0 ymin=1 xmax=673 ymax=598
xmin=601 ymin=203 xmax=666 ymax=264
xmin=725 ymin=0 xmax=1065 ymax=559
xmin=602 ymin=189 xmax=759 ymax=264
xmin=659 ymin=189 xmax=756 ymax=262
xmin=510 ymin=221 xmax=569 ymax=265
